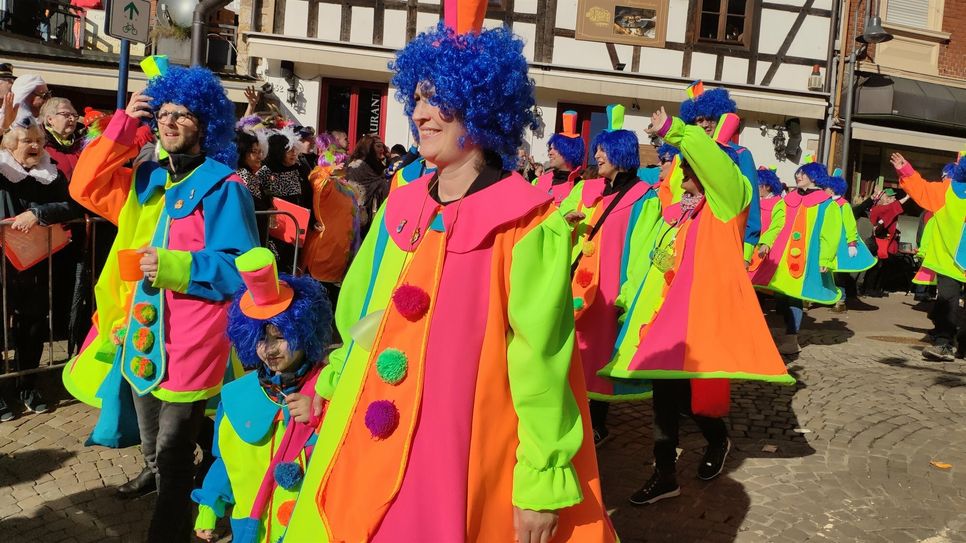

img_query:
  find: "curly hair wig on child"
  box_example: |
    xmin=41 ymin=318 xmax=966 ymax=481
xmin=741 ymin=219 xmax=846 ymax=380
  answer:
xmin=591 ymin=129 xmax=640 ymax=171
xmin=816 ymin=175 xmax=847 ymax=197
xmin=757 ymin=167 xmax=785 ymax=196
xmin=656 ymin=143 xmax=680 ymax=162
xmin=679 ymin=88 xmax=737 ymax=125
xmin=547 ymin=133 xmax=585 ymax=169
xmin=145 ymin=66 xmax=238 ymax=167
xmin=795 ymin=162 xmax=828 ymax=186
xmin=227 ymin=274 xmax=333 ymax=370
xmin=389 ymin=22 xmax=537 ymax=170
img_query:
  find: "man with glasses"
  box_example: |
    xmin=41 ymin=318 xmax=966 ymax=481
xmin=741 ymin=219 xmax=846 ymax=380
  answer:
xmin=67 ymin=64 xmax=259 ymax=542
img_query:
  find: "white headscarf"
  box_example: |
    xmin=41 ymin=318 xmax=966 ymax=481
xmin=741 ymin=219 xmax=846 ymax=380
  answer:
xmin=10 ymin=74 xmax=46 ymax=126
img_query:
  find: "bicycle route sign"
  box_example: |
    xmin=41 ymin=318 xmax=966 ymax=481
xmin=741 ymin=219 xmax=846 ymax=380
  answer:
xmin=106 ymin=0 xmax=152 ymax=45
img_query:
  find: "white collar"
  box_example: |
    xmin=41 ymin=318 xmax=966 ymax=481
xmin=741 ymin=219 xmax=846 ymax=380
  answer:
xmin=0 ymin=150 xmax=58 ymax=185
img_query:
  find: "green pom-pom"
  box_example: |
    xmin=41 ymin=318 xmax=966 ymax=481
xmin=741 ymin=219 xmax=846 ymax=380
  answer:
xmin=573 ymin=297 xmax=585 ymax=311
xmin=133 ymin=328 xmax=155 ymax=354
xmin=376 ymin=348 xmax=408 ymax=385
xmin=133 ymin=303 xmax=158 ymax=326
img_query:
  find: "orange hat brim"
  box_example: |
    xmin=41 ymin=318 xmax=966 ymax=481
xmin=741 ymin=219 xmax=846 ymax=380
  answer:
xmin=239 ymin=282 xmax=295 ymax=319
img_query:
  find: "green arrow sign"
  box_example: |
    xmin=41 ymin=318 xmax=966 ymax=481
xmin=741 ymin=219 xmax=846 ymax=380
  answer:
xmin=124 ymin=2 xmax=139 ymax=20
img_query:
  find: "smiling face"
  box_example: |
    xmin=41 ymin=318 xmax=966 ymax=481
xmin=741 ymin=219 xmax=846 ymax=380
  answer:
xmin=547 ymin=145 xmax=567 ymax=170
xmin=244 ymin=144 xmax=263 ymax=172
xmin=411 ymin=84 xmax=472 ymax=169
xmin=4 ymin=126 xmax=46 ymax=169
xmin=156 ymin=103 xmax=202 ymax=155
xmin=256 ymin=324 xmax=305 ymax=374
xmin=594 ymin=145 xmax=619 ymax=180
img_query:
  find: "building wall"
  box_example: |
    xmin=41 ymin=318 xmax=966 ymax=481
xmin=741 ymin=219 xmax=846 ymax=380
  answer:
xmin=938 ymin=0 xmax=966 ymax=80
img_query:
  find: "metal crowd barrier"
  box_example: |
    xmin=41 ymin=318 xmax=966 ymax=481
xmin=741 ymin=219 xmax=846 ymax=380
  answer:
xmin=0 ymin=210 xmax=304 ymax=381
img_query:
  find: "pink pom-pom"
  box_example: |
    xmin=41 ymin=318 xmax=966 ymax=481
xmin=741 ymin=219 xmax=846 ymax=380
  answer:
xmin=392 ymin=284 xmax=430 ymax=321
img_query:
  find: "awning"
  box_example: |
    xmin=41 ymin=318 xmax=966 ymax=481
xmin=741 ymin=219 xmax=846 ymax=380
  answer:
xmin=855 ymin=74 xmax=966 ymax=133
xmin=245 ymin=32 xmax=829 ymax=119
xmin=851 ymin=122 xmax=965 ymax=153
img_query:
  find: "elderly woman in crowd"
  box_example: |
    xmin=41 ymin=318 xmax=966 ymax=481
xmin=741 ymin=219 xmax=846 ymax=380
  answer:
xmin=40 ymin=97 xmax=83 ymax=179
xmin=0 ymin=117 xmax=82 ymax=421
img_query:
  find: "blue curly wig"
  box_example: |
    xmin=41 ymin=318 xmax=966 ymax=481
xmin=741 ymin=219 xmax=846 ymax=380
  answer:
xmin=952 ymin=156 xmax=966 ymax=183
xmin=389 ymin=23 xmax=537 ymax=170
xmin=591 ymin=129 xmax=640 ymax=171
xmin=757 ymin=168 xmax=785 ymax=196
xmin=145 ymin=66 xmax=238 ymax=167
xmin=680 ymin=88 xmax=737 ymax=125
xmin=816 ymin=175 xmax=847 ymax=197
xmin=656 ymin=143 xmax=679 ymax=162
xmin=796 ymin=162 xmax=828 ymax=186
xmin=548 ymin=133 xmax=585 ymax=169
xmin=227 ymin=274 xmax=333 ymax=370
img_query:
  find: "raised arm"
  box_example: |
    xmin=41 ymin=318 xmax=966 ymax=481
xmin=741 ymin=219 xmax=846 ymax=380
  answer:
xmin=891 ymin=152 xmax=948 ymax=213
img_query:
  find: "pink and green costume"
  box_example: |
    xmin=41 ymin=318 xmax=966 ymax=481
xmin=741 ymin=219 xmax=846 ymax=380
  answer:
xmin=751 ymin=189 xmax=843 ymax=304
xmin=62 ymin=111 xmax=259 ymax=446
xmin=602 ymin=118 xmax=792 ymax=395
xmin=284 ymin=172 xmax=615 ymax=541
xmin=534 ymin=168 xmax=582 ymax=205
xmin=897 ymin=164 xmax=966 ymax=282
xmin=192 ymin=369 xmax=321 ymax=543
xmin=832 ymin=197 xmax=876 ymax=273
xmin=559 ymin=176 xmax=662 ymax=400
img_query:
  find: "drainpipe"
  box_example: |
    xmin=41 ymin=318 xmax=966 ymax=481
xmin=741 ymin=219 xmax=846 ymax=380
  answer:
xmin=819 ymin=0 xmax=841 ymax=164
xmin=191 ymin=0 xmax=232 ymax=67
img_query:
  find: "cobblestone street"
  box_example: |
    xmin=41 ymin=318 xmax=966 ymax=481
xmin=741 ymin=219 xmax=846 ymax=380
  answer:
xmin=2 ymin=293 xmax=965 ymax=542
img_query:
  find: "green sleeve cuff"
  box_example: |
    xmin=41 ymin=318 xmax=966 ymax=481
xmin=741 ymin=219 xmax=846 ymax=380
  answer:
xmin=512 ymin=461 xmax=583 ymax=511
xmin=743 ymin=242 xmax=754 ymax=262
xmin=194 ymin=504 xmax=218 ymax=531
xmin=153 ymin=248 xmax=192 ymax=293
xmin=315 ymin=362 xmax=341 ymax=400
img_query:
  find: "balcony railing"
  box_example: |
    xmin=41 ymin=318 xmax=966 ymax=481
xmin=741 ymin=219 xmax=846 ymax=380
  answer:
xmin=0 ymin=0 xmax=85 ymax=49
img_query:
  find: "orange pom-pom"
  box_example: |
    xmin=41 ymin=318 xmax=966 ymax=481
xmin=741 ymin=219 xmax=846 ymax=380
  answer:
xmin=277 ymin=499 xmax=296 ymax=526
xmin=575 ymin=268 xmax=594 ymax=288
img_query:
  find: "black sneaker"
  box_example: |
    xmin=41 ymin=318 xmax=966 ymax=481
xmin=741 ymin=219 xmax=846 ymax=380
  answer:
xmin=20 ymin=388 xmax=49 ymax=414
xmin=697 ymin=438 xmax=731 ymax=481
xmin=923 ymin=341 xmax=955 ymax=362
xmin=628 ymin=469 xmax=680 ymax=505
xmin=0 ymin=398 xmax=14 ymax=422
xmin=593 ymin=427 xmax=613 ymax=448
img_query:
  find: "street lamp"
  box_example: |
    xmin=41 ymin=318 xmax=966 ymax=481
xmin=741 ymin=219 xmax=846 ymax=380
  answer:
xmin=841 ymin=0 xmax=893 ymax=186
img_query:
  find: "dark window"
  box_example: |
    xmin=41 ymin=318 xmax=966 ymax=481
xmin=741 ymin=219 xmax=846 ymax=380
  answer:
xmin=695 ymin=0 xmax=752 ymax=47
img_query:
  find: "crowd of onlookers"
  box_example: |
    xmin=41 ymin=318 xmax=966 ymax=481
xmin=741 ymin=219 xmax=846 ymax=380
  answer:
xmin=0 ymin=65 xmax=412 ymax=421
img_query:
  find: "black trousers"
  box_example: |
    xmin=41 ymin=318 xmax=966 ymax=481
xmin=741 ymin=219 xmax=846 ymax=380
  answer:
xmin=131 ymin=392 xmax=207 ymax=543
xmin=928 ymin=275 xmax=965 ymax=344
xmin=652 ymin=379 xmax=727 ymax=472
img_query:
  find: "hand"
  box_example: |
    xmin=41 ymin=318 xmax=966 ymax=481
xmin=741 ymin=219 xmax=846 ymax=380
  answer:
xmin=757 ymin=244 xmax=770 ymax=258
xmin=848 ymin=246 xmax=858 ymax=258
xmin=138 ymin=246 xmax=159 ymax=283
xmin=125 ymin=90 xmax=153 ymax=120
xmin=871 ymin=190 xmax=883 ymax=202
xmin=513 ymin=507 xmax=558 ymax=543
xmin=10 ymin=210 xmax=39 ymax=233
xmin=285 ymin=392 xmax=313 ymax=424
xmin=820 ymin=266 xmax=828 ymax=273
xmin=195 ymin=529 xmax=215 ymax=541
xmin=244 ymin=85 xmax=261 ymax=109
xmin=889 ymin=152 xmax=908 ymax=171
xmin=564 ymin=211 xmax=586 ymax=226
xmin=645 ymin=106 xmax=668 ymax=136
xmin=0 ymin=92 xmax=16 ymax=132
xmin=312 ymin=393 xmax=326 ymax=418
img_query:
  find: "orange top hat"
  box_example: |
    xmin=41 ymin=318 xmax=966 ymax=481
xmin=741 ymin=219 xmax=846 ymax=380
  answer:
xmin=560 ymin=110 xmax=580 ymax=138
xmin=444 ymin=0 xmax=487 ymax=34
xmin=235 ymin=248 xmax=295 ymax=319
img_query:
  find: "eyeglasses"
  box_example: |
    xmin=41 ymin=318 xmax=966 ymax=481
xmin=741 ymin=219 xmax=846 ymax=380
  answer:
xmin=34 ymin=90 xmax=53 ymax=99
xmin=156 ymin=110 xmax=197 ymax=125
xmin=55 ymin=112 xmax=78 ymax=120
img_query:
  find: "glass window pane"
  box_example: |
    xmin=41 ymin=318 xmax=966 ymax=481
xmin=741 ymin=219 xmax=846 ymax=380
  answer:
xmin=725 ymin=15 xmax=744 ymax=41
xmin=703 ymin=0 xmax=721 ymax=12
xmin=727 ymin=0 xmax=746 ymax=16
xmin=324 ymin=84 xmax=351 ymax=134
xmin=356 ymin=87 xmax=384 ymax=138
xmin=700 ymin=13 xmax=719 ymax=40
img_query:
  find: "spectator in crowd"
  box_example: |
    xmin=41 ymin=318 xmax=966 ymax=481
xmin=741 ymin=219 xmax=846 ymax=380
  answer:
xmin=234 ymin=128 xmax=271 ymax=243
xmin=40 ymin=97 xmax=82 ymax=179
xmin=331 ymin=129 xmax=349 ymax=152
xmin=0 ymin=63 xmax=15 ymax=129
xmin=296 ymin=125 xmax=318 ymax=172
xmin=344 ymin=134 xmax=388 ymax=234
xmin=862 ymin=189 xmax=910 ymax=296
xmin=385 ymin=143 xmax=408 ymax=180
xmin=11 ymin=74 xmax=50 ymax=121
xmin=0 ymin=117 xmax=83 ymax=421
xmin=516 ymin=147 xmax=537 ymax=180
xmin=255 ymin=127 xmax=313 ymax=270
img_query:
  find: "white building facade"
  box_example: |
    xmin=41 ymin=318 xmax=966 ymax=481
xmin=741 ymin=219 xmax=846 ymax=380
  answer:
xmin=244 ymin=0 xmax=837 ymax=180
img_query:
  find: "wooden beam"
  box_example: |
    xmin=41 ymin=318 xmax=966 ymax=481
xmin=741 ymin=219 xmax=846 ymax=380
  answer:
xmin=307 ymin=0 xmax=319 ymax=38
xmin=682 ymin=0 xmax=697 ymax=78
xmin=714 ymin=54 xmax=724 ymax=80
xmin=631 ymin=46 xmax=641 ymax=72
xmin=406 ymin=0 xmax=417 ymax=42
xmin=761 ymin=2 xmax=831 ymax=17
xmin=605 ymin=43 xmax=622 ymax=71
xmin=340 ymin=1 xmax=351 ymax=42
xmin=373 ymin=0 xmax=385 ymax=45
xmin=747 ymin=0 xmax=763 ymax=84
xmin=760 ymin=0 xmax=815 ymax=86
xmin=272 ymin=0 xmax=287 ymax=34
